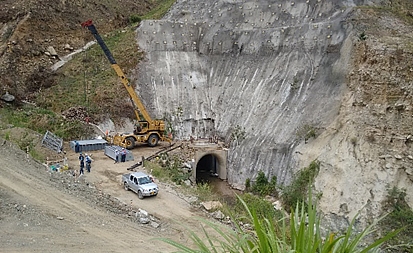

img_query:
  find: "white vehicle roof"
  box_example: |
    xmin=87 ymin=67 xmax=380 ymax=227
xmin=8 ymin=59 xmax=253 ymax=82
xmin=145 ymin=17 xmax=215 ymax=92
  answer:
xmin=129 ymin=172 xmax=149 ymax=178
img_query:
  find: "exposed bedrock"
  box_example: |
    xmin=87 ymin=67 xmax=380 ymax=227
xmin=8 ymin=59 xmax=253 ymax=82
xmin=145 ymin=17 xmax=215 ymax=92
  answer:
xmin=131 ymin=0 xmax=413 ymax=226
xmin=136 ymin=0 xmax=354 ymax=186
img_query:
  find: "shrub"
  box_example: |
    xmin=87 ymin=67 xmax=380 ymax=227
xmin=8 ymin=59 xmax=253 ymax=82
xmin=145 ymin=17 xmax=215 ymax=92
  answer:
xmin=358 ymin=31 xmax=367 ymax=41
xmin=4 ymin=131 xmax=11 ymax=140
xmin=251 ymin=171 xmax=277 ymax=196
xmin=232 ymin=193 xmax=280 ymax=222
xmin=245 ymin=178 xmax=251 ymax=191
xmin=195 ymin=183 xmax=214 ymax=202
xmin=296 ymin=124 xmax=317 ymax=143
xmin=159 ymin=191 xmax=401 ymax=252
xmin=129 ymin=14 xmax=141 ymax=24
xmin=379 ymin=186 xmax=413 ymax=252
xmin=144 ymin=154 xmax=190 ymax=185
xmin=230 ymin=124 xmax=246 ymax=144
xmin=281 ymin=160 xmax=320 ymax=211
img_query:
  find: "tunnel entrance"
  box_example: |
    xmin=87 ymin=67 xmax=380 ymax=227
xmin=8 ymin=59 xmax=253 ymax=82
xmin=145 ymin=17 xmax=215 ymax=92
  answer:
xmin=195 ymin=151 xmax=240 ymax=203
xmin=193 ymin=149 xmax=227 ymax=182
xmin=196 ymin=154 xmax=219 ymax=184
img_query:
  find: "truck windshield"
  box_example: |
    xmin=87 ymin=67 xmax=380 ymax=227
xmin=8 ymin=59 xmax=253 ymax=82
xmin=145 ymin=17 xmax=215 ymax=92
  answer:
xmin=138 ymin=177 xmax=152 ymax=185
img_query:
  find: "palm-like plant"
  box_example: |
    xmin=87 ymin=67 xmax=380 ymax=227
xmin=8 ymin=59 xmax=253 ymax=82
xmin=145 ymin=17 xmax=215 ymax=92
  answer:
xmin=158 ymin=193 xmax=401 ymax=253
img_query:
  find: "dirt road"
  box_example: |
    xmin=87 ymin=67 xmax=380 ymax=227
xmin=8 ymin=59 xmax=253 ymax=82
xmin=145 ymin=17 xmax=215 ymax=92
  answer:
xmin=0 ymin=139 xmax=213 ymax=253
xmin=68 ymin=142 xmax=199 ymax=222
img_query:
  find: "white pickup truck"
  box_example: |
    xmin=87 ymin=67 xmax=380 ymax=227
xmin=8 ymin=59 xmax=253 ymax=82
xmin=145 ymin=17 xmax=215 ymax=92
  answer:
xmin=122 ymin=172 xmax=159 ymax=199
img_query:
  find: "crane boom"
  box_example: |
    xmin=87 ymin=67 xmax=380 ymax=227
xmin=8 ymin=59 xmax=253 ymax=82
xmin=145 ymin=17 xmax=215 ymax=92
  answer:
xmin=81 ymin=19 xmax=152 ymax=123
xmin=81 ymin=20 xmax=170 ymax=149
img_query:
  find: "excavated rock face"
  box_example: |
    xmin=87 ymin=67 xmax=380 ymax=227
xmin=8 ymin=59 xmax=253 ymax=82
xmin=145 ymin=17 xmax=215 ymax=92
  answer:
xmin=136 ymin=2 xmax=353 ymax=179
xmin=297 ymin=8 xmax=413 ymax=230
xmin=136 ymin=0 xmax=356 ymax=184
xmin=134 ymin=0 xmax=412 ymax=226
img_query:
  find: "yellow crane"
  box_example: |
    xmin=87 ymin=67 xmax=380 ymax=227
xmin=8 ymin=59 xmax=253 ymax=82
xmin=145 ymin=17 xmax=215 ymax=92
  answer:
xmin=81 ymin=20 xmax=171 ymax=149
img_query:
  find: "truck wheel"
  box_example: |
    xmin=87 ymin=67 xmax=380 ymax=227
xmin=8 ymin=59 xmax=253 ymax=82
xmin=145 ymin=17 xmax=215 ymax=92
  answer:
xmin=125 ymin=137 xmax=135 ymax=149
xmin=124 ymin=182 xmax=129 ymax=191
xmin=138 ymin=191 xmax=144 ymax=199
xmin=147 ymin=134 xmax=159 ymax=147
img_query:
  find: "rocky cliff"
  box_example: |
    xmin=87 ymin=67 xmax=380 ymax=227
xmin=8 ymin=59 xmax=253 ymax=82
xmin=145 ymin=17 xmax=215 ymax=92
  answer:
xmin=133 ymin=0 xmax=413 ymax=227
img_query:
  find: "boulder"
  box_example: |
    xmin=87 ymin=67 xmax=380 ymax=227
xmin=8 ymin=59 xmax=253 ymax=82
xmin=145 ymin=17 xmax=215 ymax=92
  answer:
xmin=1 ymin=92 xmax=15 ymax=102
xmin=201 ymin=201 xmax=222 ymax=211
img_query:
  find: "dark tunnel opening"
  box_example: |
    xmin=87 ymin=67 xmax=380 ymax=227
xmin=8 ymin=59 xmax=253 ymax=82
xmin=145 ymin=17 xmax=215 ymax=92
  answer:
xmin=196 ymin=154 xmax=219 ymax=184
xmin=195 ymin=153 xmax=240 ymax=204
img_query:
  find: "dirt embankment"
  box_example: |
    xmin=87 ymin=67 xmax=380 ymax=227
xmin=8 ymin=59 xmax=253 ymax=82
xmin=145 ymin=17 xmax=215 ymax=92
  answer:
xmin=0 ymin=0 xmax=152 ymax=101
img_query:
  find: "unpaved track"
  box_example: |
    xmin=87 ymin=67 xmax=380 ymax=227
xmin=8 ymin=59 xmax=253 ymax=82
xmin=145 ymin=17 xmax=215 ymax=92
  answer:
xmin=73 ymin=142 xmax=198 ymax=223
xmin=0 ymin=140 xmax=208 ymax=252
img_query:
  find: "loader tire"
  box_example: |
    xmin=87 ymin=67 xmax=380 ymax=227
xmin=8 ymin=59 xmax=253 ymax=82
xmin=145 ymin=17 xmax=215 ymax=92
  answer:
xmin=147 ymin=134 xmax=159 ymax=147
xmin=125 ymin=137 xmax=135 ymax=149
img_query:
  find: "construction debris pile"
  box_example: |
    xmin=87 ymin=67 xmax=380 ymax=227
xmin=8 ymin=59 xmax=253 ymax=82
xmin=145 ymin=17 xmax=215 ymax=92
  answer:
xmin=62 ymin=106 xmax=91 ymax=122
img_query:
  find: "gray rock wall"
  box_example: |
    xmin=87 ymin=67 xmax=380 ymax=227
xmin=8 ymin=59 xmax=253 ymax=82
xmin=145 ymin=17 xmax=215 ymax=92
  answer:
xmin=127 ymin=0 xmax=413 ymax=230
xmin=135 ymin=0 xmax=355 ymax=188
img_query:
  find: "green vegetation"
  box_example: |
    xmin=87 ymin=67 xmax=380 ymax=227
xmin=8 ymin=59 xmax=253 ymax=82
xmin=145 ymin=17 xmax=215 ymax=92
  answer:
xmin=2 ymin=0 xmax=177 ymax=141
xmin=36 ymin=27 xmax=139 ymax=122
xmin=281 ymin=160 xmax=320 ymax=211
xmin=244 ymin=161 xmax=320 ymax=213
xmin=17 ymin=133 xmax=45 ymax=162
xmin=0 ymin=106 xmax=91 ymax=140
xmin=231 ymin=125 xmax=247 ymax=143
xmin=358 ymin=31 xmax=367 ymax=41
xmin=140 ymin=0 xmax=176 ymax=20
xmin=245 ymin=178 xmax=251 ymax=190
xmin=230 ymin=193 xmax=280 ymax=222
xmin=144 ymin=154 xmax=190 ymax=185
xmin=3 ymin=130 xmax=11 ymax=140
xmin=380 ymin=0 xmax=413 ymax=24
xmin=144 ymin=158 xmax=219 ymax=203
xmin=195 ymin=183 xmax=215 ymax=202
xmin=129 ymin=0 xmax=176 ymax=26
xmin=30 ymin=0 xmax=177 ymax=137
xmin=159 ymin=192 xmax=401 ymax=252
xmin=296 ymin=124 xmax=317 ymax=143
xmin=379 ymin=186 xmax=413 ymax=252
xmin=29 ymin=147 xmax=45 ymax=162
xmin=129 ymin=14 xmax=142 ymax=24
xmin=249 ymin=171 xmax=277 ymax=197
xmin=291 ymin=76 xmax=301 ymax=90
xmin=356 ymin=0 xmax=413 ymax=31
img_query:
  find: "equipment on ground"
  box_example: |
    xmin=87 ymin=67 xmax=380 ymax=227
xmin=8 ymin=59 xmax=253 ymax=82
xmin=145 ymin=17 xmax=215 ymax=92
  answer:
xmin=81 ymin=20 xmax=171 ymax=149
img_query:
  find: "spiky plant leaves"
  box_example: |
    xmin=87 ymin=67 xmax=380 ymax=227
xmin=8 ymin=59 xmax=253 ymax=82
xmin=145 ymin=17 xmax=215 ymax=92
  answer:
xmin=158 ymin=192 xmax=401 ymax=253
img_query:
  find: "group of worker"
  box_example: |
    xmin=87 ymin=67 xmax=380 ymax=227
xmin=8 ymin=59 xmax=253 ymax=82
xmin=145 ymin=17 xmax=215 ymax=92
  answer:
xmin=78 ymin=152 xmax=92 ymax=175
xmin=114 ymin=148 xmax=127 ymax=163
xmin=77 ymin=148 xmax=127 ymax=176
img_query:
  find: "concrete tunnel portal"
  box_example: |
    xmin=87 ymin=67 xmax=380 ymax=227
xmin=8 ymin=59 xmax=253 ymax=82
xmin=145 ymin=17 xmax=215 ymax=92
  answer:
xmin=196 ymin=154 xmax=218 ymax=183
xmin=193 ymin=149 xmax=227 ymax=184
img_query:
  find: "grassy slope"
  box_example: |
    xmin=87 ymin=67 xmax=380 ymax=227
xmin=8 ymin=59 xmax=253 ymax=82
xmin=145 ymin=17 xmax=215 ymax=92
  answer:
xmin=0 ymin=0 xmax=176 ymax=141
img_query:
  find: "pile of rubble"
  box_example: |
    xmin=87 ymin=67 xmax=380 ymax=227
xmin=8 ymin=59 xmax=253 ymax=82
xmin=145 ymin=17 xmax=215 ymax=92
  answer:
xmin=62 ymin=106 xmax=91 ymax=122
